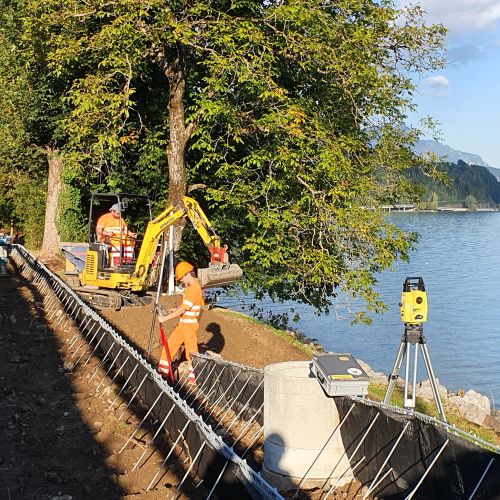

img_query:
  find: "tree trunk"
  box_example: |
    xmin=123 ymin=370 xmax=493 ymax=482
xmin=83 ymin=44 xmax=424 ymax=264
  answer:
xmin=39 ymin=148 xmax=63 ymax=262
xmin=166 ymin=58 xmax=191 ymax=251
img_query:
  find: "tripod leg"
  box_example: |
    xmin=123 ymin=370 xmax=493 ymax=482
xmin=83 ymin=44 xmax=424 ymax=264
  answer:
xmin=420 ymin=343 xmax=447 ymax=422
xmin=404 ymin=343 xmax=418 ymax=410
xmin=384 ymin=338 xmax=407 ymax=405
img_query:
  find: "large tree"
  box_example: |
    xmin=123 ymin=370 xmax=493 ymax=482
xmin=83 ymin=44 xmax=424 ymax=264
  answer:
xmin=22 ymin=0 xmax=445 ymax=317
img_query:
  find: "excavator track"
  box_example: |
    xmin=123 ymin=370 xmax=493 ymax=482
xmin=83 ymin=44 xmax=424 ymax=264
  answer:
xmin=73 ymin=288 xmax=123 ymax=310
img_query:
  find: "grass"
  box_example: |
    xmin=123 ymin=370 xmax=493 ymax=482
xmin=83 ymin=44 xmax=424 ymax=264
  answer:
xmin=368 ymin=382 xmax=500 ymax=448
xmin=213 ymin=307 xmax=318 ymax=356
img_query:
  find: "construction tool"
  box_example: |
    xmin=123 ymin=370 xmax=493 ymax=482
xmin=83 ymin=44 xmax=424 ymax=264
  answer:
xmin=384 ymin=277 xmax=446 ymax=422
xmin=155 ymin=305 xmax=175 ymax=383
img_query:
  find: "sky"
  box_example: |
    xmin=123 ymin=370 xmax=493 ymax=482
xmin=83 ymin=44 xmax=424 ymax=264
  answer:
xmin=399 ymin=0 xmax=500 ymax=167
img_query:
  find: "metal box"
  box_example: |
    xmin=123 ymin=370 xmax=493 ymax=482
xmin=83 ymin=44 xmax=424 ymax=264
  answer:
xmin=311 ymin=353 xmax=370 ymax=397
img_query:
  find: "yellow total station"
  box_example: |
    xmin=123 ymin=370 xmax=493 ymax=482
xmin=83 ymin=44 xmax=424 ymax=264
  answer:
xmin=399 ymin=277 xmax=428 ymax=325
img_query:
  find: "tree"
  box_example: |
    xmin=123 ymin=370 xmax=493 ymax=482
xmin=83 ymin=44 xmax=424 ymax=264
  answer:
xmin=464 ymin=195 xmax=477 ymax=211
xmin=20 ymin=0 xmax=446 ymax=318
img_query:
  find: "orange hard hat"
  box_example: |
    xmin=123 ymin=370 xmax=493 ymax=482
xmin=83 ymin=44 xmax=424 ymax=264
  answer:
xmin=175 ymin=261 xmax=194 ymax=280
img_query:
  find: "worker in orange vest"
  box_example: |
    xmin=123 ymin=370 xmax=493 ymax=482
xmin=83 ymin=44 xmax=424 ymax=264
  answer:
xmin=157 ymin=261 xmax=204 ymax=384
xmin=96 ymin=203 xmax=137 ymax=266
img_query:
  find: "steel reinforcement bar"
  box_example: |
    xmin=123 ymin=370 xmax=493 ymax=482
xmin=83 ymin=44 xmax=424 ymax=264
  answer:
xmin=10 ymin=245 xmax=282 ymax=500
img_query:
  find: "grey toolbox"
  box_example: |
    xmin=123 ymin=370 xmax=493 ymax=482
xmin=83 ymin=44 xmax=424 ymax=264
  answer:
xmin=311 ymin=353 xmax=370 ymax=397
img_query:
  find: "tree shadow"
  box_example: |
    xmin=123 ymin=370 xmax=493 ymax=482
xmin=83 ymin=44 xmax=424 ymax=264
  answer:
xmin=1 ymin=262 xmax=125 ymax=499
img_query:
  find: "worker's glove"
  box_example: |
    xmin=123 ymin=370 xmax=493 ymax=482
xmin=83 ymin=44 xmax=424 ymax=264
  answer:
xmin=156 ymin=305 xmax=167 ymax=316
xmin=103 ymin=235 xmax=110 ymax=244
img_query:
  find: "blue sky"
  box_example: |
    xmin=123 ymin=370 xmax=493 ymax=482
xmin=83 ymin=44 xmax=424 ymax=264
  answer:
xmin=399 ymin=1 xmax=500 ymax=167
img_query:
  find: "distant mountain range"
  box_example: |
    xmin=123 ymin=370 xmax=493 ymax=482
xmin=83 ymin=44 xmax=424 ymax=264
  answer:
xmin=413 ymin=139 xmax=500 ymax=181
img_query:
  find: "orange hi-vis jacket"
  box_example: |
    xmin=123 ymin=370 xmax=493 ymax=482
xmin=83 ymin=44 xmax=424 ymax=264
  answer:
xmin=179 ymin=280 xmax=204 ymax=325
xmin=158 ymin=279 xmax=204 ymax=371
xmin=96 ymin=212 xmax=135 ymax=264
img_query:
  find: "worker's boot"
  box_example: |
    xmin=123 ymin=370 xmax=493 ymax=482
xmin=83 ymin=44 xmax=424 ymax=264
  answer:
xmin=187 ymin=363 xmax=196 ymax=386
xmin=157 ymin=360 xmax=170 ymax=380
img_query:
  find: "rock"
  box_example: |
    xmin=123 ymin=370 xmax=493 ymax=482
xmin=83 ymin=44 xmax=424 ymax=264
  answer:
xmin=356 ymin=359 xmax=388 ymax=386
xmin=449 ymin=390 xmax=491 ymax=426
xmin=36 ymin=397 xmax=47 ymax=408
xmin=205 ymin=350 xmax=222 ymax=360
xmin=45 ymin=471 xmax=62 ymax=484
xmin=9 ymin=355 xmax=21 ymax=363
xmin=415 ymin=379 xmax=448 ymax=402
xmin=482 ymin=411 xmax=500 ymax=433
xmin=63 ymin=361 xmax=75 ymax=372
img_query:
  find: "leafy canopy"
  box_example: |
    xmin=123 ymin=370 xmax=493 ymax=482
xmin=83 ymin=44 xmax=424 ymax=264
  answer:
xmin=15 ymin=0 xmax=446 ymax=318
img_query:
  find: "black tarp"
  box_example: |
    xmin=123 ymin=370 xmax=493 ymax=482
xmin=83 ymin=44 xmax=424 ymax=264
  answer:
xmin=192 ymin=354 xmax=264 ymax=425
xmin=335 ymin=398 xmax=500 ymax=499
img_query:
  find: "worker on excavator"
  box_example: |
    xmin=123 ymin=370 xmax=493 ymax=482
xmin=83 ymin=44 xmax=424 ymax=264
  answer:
xmin=157 ymin=261 xmax=204 ymax=385
xmin=96 ymin=203 xmax=137 ymax=266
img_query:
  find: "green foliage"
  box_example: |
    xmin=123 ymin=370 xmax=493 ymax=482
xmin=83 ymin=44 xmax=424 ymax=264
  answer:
xmin=2 ymin=0 xmax=448 ymax=318
xmin=11 ymin=177 xmax=47 ymax=248
xmin=464 ymin=194 xmax=478 ymax=211
xmin=57 ymin=182 xmax=87 ymax=242
xmin=417 ymin=191 xmax=439 ymax=210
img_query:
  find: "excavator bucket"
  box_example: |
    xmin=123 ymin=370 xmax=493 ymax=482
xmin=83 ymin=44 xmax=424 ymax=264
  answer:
xmin=197 ymin=263 xmax=243 ymax=289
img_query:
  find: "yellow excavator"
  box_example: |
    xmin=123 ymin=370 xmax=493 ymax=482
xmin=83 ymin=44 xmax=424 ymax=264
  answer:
xmin=62 ymin=193 xmax=242 ymax=309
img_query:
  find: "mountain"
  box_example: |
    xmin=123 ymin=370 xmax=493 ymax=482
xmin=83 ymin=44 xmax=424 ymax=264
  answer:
xmin=413 ymin=139 xmax=500 ymax=181
xmin=409 ymin=160 xmax=500 ymax=205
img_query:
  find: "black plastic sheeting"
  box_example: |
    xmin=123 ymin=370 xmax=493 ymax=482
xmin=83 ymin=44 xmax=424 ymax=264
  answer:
xmin=335 ymin=398 xmax=500 ymax=499
xmin=192 ymin=354 xmax=264 ymax=426
xmin=11 ymin=246 xmax=282 ymax=500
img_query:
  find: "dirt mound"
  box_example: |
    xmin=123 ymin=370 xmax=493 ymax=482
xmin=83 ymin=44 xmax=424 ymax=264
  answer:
xmin=100 ymin=294 xmax=309 ymax=370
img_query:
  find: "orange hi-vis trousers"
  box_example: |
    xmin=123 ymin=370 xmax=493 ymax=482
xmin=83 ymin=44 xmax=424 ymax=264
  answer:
xmin=158 ymin=322 xmax=199 ymax=374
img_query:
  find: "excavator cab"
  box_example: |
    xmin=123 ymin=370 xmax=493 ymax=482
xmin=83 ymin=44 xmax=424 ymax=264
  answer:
xmin=87 ymin=193 xmax=152 ymax=272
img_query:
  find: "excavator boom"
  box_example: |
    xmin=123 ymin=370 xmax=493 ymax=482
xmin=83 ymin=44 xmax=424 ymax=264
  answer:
xmin=133 ymin=196 xmax=242 ymax=289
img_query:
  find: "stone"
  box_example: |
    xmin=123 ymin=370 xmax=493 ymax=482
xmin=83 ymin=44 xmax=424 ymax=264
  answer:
xmin=415 ymin=379 xmax=448 ymax=402
xmin=482 ymin=411 xmax=500 ymax=433
xmin=356 ymin=359 xmax=388 ymax=386
xmin=448 ymin=390 xmax=491 ymax=426
xmin=63 ymin=361 xmax=75 ymax=372
xmin=36 ymin=397 xmax=47 ymax=407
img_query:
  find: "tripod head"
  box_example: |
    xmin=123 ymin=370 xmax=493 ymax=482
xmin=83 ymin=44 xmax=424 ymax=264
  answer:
xmin=399 ymin=277 xmax=427 ymax=325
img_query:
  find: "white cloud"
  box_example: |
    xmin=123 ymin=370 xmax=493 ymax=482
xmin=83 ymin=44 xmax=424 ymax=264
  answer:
xmin=422 ymin=75 xmax=450 ymax=95
xmin=399 ymin=0 xmax=500 ymax=35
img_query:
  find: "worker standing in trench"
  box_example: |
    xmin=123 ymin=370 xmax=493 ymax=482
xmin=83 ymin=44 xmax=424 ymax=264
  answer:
xmin=157 ymin=261 xmax=204 ymax=385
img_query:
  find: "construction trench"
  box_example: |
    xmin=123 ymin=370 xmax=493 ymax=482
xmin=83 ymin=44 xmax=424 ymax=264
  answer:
xmin=5 ymin=244 xmax=500 ymax=499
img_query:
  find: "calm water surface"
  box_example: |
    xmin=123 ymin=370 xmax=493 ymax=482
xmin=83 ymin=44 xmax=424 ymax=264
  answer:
xmin=220 ymin=212 xmax=500 ymax=406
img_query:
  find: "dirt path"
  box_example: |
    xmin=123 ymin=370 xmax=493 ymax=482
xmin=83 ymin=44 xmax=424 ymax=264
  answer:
xmin=0 ymin=264 xmax=223 ymax=499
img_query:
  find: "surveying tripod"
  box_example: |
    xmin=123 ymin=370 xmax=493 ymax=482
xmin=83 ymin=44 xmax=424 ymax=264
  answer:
xmin=384 ymin=323 xmax=446 ymax=422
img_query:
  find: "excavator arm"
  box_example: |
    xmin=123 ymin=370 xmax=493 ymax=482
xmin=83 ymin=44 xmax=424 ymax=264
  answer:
xmin=133 ymin=196 xmax=241 ymax=288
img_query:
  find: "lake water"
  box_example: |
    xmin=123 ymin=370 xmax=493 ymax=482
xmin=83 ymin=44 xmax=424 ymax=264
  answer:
xmin=218 ymin=212 xmax=500 ymax=407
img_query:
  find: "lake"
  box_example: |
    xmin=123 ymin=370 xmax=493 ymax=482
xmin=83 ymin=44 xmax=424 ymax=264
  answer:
xmin=218 ymin=212 xmax=500 ymax=407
